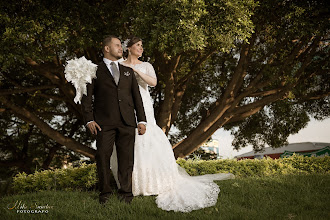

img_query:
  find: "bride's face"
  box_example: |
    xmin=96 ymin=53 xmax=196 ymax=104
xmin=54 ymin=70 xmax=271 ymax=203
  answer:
xmin=128 ymin=41 xmax=143 ymax=57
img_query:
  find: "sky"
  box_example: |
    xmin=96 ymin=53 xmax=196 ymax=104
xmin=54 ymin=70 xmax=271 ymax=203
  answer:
xmin=213 ymin=118 xmax=330 ymax=159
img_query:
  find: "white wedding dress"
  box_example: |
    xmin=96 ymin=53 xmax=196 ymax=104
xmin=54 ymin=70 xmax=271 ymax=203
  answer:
xmin=110 ymin=62 xmax=234 ymax=212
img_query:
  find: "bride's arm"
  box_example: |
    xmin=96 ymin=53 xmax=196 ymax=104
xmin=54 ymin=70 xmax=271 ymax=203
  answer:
xmin=132 ymin=67 xmax=157 ymax=87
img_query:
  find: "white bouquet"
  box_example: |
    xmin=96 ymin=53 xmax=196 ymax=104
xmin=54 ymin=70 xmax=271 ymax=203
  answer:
xmin=64 ymin=56 xmax=97 ymax=104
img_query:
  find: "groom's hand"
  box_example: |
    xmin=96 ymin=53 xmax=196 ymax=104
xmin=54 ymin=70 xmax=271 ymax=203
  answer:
xmin=87 ymin=121 xmax=102 ymax=135
xmin=137 ymin=124 xmax=146 ymax=135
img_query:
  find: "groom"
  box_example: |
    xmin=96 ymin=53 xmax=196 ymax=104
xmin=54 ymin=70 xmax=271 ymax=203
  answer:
xmin=81 ymin=35 xmax=147 ymax=204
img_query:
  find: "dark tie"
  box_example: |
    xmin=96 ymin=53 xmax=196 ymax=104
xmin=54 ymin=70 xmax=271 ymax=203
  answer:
xmin=110 ymin=62 xmax=120 ymax=85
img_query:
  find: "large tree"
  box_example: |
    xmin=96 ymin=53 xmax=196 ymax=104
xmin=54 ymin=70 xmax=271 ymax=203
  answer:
xmin=0 ymin=0 xmax=329 ymax=172
xmin=170 ymin=0 xmax=330 ymax=157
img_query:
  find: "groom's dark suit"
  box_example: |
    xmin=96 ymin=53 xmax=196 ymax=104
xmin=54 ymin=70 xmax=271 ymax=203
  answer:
xmin=81 ymin=60 xmax=146 ymax=202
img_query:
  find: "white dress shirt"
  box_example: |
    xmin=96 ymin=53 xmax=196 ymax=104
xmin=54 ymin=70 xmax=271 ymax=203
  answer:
xmin=103 ymin=57 xmax=119 ymax=77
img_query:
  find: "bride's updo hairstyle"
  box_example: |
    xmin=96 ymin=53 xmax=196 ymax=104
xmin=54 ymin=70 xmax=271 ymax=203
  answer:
xmin=123 ymin=36 xmax=143 ymax=59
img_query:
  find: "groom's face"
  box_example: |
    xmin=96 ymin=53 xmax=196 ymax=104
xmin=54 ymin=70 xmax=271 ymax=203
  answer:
xmin=105 ymin=38 xmax=123 ymax=60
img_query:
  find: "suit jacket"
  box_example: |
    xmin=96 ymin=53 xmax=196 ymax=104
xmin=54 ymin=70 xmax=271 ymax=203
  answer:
xmin=81 ymin=61 xmax=146 ymax=127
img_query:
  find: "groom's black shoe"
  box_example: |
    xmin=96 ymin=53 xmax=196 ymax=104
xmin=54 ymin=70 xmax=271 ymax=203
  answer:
xmin=117 ymin=194 xmax=133 ymax=204
xmin=99 ymin=192 xmax=113 ymax=204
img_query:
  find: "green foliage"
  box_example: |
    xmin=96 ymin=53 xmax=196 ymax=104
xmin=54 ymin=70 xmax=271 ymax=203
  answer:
xmin=0 ymin=115 xmax=83 ymax=175
xmin=1 ymin=1 xmax=101 ymax=176
xmin=223 ymin=0 xmax=330 ymax=151
xmin=176 ymin=154 xmax=330 ymax=177
xmin=0 ymin=0 xmax=257 ymax=177
xmin=1 ymin=0 xmax=329 ymax=172
xmin=231 ymin=101 xmax=310 ymax=151
xmin=12 ymin=155 xmax=329 ymax=194
xmin=0 ymin=0 xmax=118 ymax=69
xmin=12 ymin=163 xmax=97 ymax=194
xmin=174 ymin=0 xmax=329 ymax=149
xmin=121 ymin=0 xmax=256 ymax=57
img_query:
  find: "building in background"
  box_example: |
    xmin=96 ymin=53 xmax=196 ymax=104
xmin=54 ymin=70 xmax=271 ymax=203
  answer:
xmin=235 ymin=142 xmax=330 ymax=160
xmin=201 ymin=139 xmax=220 ymax=159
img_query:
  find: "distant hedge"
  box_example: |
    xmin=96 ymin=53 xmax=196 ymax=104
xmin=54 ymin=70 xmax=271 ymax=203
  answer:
xmin=177 ymin=154 xmax=330 ymax=177
xmin=12 ymin=155 xmax=329 ymax=194
xmin=12 ymin=163 xmax=97 ymax=194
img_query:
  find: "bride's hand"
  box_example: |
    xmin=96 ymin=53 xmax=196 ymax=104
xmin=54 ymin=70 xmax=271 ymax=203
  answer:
xmin=137 ymin=123 xmax=146 ymax=135
xmin=128 ymin=66 xmax=138 ymax=74
xmin=122 ymin=63 xmax=138 ymax=73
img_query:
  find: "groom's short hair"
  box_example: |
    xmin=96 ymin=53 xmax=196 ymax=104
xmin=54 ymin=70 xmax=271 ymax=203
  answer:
xmin=102 ymin=35 xmax=119 ymax=53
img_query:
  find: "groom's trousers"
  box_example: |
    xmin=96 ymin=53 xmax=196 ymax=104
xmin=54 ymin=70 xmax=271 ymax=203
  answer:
xmin=95 ymin=123 xmax=135 ymax=199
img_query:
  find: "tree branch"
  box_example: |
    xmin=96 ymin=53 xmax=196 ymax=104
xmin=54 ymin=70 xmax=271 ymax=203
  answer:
xmin=232 ymin=34 xmax=257 ymax=97
xmin=1 ymin=73 xmax=23 ymax=88
xmin=249 ymin=88 xmax=283 ymax=97
xmin=176 ymin=49 xmax=216 ymax=89
xmin=42 ymin=144 xmax=62 ymax=169
xmin=295 ymin=91 xmax=330 ymax=102
xmin=36 ymin=93 xmax=67 ymax=102
xmin=220 ymin=42 xmax=251 ymax=105
xmin=0 ymin=85 xmax=56 ymax=95
xmin=25 ymin=57 xmax=82 ymax=117
xmin=0 ymin=96 xmax=96 ymax=159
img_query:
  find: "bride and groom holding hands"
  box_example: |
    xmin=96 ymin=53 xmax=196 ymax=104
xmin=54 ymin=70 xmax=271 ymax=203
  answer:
xmin=80 ymin=35 xmax=234 ymax=212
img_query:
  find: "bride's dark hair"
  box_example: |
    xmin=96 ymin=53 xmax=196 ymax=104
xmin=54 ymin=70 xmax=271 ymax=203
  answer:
xmin=123 ymin=36 xmax=143 ymax=58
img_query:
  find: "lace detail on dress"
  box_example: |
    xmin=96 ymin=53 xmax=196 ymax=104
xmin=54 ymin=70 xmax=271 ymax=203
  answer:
xmin=131 ymin=62 xmax=157 ymax=125
xmin=156 ymin=180 xmax=220 ymax=213
xmin=131 ymin=62 xmax=156 ymax=89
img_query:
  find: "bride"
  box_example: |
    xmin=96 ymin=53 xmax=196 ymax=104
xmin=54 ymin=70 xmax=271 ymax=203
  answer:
xmin=110 ymin=36 xmax=234 ymax=212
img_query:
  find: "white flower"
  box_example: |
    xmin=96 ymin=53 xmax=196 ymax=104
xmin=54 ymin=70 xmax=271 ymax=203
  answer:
xmin=64 ymin=56 xmax=97 ymax=104
xmin=122 ymin=39 xmax=130 ymax=52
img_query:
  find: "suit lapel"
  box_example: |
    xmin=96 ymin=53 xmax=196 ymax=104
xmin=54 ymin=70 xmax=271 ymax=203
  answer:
xmin=100 ymin=61 xmax=117 ymax=85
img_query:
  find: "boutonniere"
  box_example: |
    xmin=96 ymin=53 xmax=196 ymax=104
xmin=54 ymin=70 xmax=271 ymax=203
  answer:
xmin=123 ymin=71 xmax=130 ymax=76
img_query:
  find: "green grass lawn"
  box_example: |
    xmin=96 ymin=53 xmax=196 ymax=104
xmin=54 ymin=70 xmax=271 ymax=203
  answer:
xmin=1 ymin=174 xmax=329 ymax=220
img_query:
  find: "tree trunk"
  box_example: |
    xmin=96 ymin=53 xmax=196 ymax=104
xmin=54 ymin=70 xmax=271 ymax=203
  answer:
xmin=172 ymin=90 xmax=287 ymax=158
xmin=42 ymin=144 xmax=61 ymax=169
xmin=155 ymin=55 xmax=181 ymax=133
